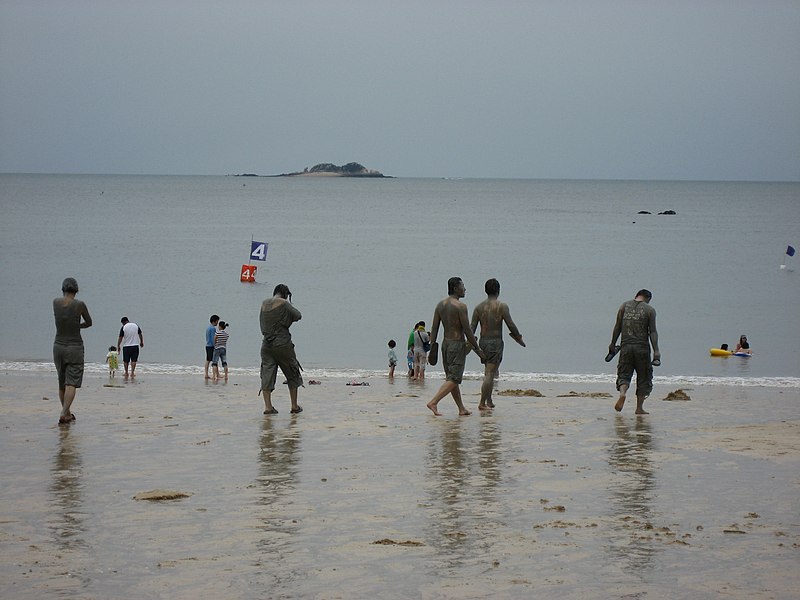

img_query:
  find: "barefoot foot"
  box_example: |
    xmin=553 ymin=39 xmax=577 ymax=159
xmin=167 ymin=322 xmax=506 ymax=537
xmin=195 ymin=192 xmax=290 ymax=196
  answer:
xmin=426 ymin=402 xmax=442 ymax=416
xmin=614 ymin=396 xmax=626 ymax=412
xmin=459 ymin=409 xmax=472 ymax=416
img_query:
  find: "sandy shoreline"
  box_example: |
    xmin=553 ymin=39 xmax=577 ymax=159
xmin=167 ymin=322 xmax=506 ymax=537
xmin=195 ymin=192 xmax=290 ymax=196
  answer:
xmin=1 ymin=370 xmax=798 ymax=599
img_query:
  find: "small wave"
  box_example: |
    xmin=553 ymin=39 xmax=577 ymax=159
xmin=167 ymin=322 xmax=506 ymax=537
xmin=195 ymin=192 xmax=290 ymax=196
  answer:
xmin=2 ymin=361 xmax=798 ymax=388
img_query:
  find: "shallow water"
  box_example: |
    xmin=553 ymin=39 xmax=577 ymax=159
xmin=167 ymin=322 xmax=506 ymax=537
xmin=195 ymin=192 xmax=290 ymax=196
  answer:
xmin=1 ymin=174 xmax=799 ymax=379
xmin=1 ymin=372 xmax=798 ymax=598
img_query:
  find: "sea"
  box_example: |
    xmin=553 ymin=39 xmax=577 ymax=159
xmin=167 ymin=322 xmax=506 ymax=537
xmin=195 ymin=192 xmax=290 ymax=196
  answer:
xmin=1 ymin=174 xmax=798 ymax=387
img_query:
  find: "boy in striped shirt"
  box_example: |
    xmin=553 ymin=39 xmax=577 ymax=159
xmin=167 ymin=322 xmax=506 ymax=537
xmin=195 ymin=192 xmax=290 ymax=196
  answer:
xmin=212 ymin=321 xmax=230 ymax=381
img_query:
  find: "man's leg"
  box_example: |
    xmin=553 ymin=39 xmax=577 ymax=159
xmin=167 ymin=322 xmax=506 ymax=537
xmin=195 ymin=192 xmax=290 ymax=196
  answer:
xmin=615 ymin=384 xmax=628 ymax=412
xmin=130 ymin=361 xmax=137 ymax=377
xmin=427 ymin=381 xmax=457 ymax=415
xmin=479 ymin=363 xmax=498 ymax=409
xmin=450 ymin=385 xmax=471 ymax=416
xmin=60 ymin=385 xmax=76 ymax=421
xmin=289 ymin=387 xmax=301 ymax=413
xmin=615 ymin=348 xmax=634 ymax=412
xmin=633 ymin=350 xmax=652 ymax=415
xmin=262 ymin=388 xmax=277 ymax=414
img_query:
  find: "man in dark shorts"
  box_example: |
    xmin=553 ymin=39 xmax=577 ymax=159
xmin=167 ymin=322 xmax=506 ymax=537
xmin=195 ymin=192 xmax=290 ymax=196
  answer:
xmin=608 ymin=289 xmax=660 ymax=414
xmin=205 ymin=314 xmax=219 ymax=379
xmin=471 ymin=278 xmax=526 ymax=411
xmin=426 ymin=277 xmax=485 ymax=416
xmin=117 ymin=317 xmax=144 ymax=378
xmin=259 ymin=283 xmax=304 ymax=415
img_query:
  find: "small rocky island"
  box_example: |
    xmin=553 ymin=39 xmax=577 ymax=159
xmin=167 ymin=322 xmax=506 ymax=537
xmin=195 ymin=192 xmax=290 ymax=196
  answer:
xmin=236 ymin=162 xmax=390 ymax=178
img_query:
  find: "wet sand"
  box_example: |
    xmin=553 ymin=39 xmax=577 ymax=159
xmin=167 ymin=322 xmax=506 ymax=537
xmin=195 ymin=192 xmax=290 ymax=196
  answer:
xmin=1 ymin=371 xmax=798 ymax=599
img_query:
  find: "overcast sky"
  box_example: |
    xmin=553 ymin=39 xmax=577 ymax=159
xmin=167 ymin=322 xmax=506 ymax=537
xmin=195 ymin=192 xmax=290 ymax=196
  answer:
xmin=1 ymin=1 xmax=798 ymax=180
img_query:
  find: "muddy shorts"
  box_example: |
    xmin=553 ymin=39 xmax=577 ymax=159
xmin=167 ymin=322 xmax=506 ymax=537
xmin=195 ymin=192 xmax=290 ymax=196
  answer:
xmin=442 ymin=340 xmax=467 ymax=384
xmin=53 ymin=343 xmax=85 ymax=389
xmin=260 ymin=341 xmax=303 ymax=392
xmin=616 ymin=344 xmax=653 ymax=398
xmin=479 ymin=338 xmax=504 ymax=365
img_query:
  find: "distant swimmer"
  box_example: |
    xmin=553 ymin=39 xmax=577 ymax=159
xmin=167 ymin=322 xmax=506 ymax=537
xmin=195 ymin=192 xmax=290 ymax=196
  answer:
xmin=426 ymin=277 xmax=485 ymax=416
xmin=608 ymin=289 xmax=660 ymax=415
xmin=734 ymin=334 xmax=752 ymax=355
xmin=470 ymin=278 xmax=526 ymax=411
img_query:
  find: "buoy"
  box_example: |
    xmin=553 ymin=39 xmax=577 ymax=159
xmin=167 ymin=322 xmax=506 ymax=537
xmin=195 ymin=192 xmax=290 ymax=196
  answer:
xmin=240 ymin=264 xmax=257 ymax=282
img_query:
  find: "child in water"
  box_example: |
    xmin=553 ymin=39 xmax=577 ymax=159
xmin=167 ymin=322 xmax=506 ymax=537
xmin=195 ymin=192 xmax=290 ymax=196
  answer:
xmin=212 ymin=321 xmax=230 ymax=381
xmin=106 ymin=346 xmax=119 ymax=377
xmin=387 ymin=339 xmax=398 ymax=378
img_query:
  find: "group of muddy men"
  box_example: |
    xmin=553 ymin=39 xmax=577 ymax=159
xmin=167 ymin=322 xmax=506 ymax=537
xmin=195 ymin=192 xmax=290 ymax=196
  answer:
xmin=421 ymin=277 xmax=658 ymax=416
xmin=53 ymin=276 xmax=658 ymax=425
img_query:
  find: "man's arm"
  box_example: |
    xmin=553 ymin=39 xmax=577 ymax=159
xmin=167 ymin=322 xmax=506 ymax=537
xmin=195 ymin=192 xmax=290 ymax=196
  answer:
xmin=609 ymin=304 xmax=624 ymax=353
xmin=470 ymin=306 xmax=479 ymax=337
xmin=138 ymin=328 xmax=144 ymax=348
xmin=80 ymin=302 xmax=92 ymax=329
xmin=429 ymin=303 xmax=442 ymax=344
xmin=117 ymin=327 xmax=124 ymax=351
xmin=648 ymin=308 xmax=660 ymax=358
xmin=503 ymin=305 xmax=525 ymax=347
xmin=459 ymin=305 xmax=484 ymax=358
xmin=286 ymin=301 xmax=302 ymax=323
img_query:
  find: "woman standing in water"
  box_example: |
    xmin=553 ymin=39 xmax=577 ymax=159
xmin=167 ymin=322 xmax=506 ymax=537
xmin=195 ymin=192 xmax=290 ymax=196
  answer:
xmin=53 ymin=277 xmax=92 ymax=424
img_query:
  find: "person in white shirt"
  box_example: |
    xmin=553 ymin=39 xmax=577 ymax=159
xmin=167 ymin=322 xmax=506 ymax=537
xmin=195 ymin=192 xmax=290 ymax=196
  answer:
xmin=117 ymin=316 xmax=144 ymax=378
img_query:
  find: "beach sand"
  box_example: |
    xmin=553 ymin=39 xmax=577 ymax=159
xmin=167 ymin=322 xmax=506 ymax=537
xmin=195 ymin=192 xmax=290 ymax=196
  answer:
xmin=1 ymin=370 xmax=798 ymax=599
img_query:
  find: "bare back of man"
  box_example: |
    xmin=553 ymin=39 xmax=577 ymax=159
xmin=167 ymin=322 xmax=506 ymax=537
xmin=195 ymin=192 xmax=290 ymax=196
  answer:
xmin=471 ymin=279 xmax=525 ymax=410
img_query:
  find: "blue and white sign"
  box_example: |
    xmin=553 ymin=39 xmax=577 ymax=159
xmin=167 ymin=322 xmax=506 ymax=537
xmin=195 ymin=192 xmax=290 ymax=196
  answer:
xmin=250 ymin=241 xmax=268 ymax=261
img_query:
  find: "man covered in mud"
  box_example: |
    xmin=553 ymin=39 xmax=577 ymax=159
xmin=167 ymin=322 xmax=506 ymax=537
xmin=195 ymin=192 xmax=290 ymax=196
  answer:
xmin=608 ymin=288 xmax=660 ymax=414
xmin=426 ymin=277 xmax=485 ymax=416
xmin=470 ymin=278 xmax=526 ymax=411
xmin=260 ymin=283 xmax=304 ymax=415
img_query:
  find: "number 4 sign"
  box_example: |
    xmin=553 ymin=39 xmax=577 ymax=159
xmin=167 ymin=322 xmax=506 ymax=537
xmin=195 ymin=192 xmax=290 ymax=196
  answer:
xmin=240 ymin=264 xmax=257 ymax=282
xmin=250 ymin=241 xmax=268 ymax=261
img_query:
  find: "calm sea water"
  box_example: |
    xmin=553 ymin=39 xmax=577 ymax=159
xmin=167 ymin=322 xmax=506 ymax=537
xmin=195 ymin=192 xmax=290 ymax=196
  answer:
xmin=1 ymin=174 xmax=798 ymax=385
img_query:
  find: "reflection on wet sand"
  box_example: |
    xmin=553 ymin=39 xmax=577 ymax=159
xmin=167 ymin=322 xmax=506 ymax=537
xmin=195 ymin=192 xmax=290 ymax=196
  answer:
xmin=606 ymin=415 xmax=659 ymax=573
xmin=49 ymin=427 xmax=86 ymax=551
xmin=254 ymin=415 xmax=302 ymax=586
xmin=477 ymin=417 xmax=502 ymax=501
xmin=424 ymin=417 xmax=503 ymax=569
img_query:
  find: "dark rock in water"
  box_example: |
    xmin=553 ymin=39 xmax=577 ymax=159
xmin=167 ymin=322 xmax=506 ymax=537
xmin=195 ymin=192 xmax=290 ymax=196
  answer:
xmin=638 ymin=211 xmax=651 ymax=214
xmin=659 ymin=210 xmax=677 ymax=215
xmin=283 ymin=162 xmax=388 ymax=177
xmin=232 ymin=162 xmax=391 ymax=178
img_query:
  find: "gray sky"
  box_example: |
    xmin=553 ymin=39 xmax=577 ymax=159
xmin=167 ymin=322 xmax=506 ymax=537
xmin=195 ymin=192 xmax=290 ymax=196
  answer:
xmin=1 ymin=0 xmax=798 ymax=180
